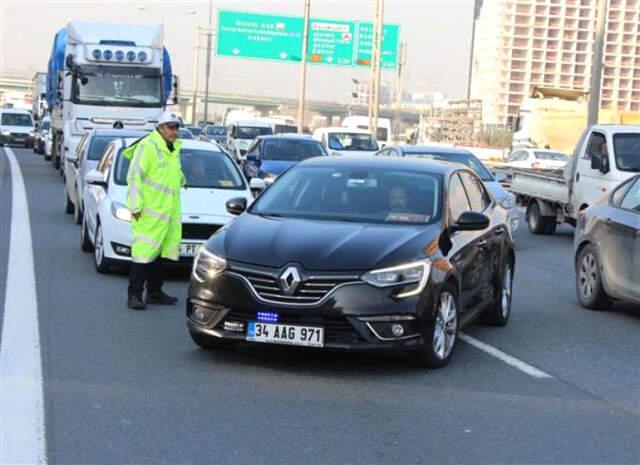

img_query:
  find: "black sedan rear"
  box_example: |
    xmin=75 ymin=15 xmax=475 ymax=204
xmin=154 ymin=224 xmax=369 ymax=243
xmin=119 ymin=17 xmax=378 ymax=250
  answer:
xmin=187 ymin=157 xmax=515 ymax=368
xmin=574 ymin=175 xmax=640 ymax=309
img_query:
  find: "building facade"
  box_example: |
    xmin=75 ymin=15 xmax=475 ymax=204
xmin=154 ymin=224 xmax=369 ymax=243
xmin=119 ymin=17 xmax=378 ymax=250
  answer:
xmin=470 ymin=0 xmax=640 ymax=127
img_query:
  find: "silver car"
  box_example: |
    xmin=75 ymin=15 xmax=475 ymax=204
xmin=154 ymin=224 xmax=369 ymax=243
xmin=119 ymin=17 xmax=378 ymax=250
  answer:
xmin=574 ymin=174 xmax=640 ymax=309
xmin=63 ymin=129 xmax=147 ymax=224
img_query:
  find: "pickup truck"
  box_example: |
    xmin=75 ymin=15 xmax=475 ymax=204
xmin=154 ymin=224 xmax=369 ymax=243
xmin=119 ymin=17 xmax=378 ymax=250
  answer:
xmin=510 ymin=124 xmax=640 ymax=235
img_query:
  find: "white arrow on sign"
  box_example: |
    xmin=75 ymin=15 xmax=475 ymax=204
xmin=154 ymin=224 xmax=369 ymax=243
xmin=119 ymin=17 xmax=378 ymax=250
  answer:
xmin=326 ymin=56 xmax=334 ymax=63
xmin=279 ymin=52 xmax=288 ymax=59
xmin=232 ymin=48 xmax=240 ymax=55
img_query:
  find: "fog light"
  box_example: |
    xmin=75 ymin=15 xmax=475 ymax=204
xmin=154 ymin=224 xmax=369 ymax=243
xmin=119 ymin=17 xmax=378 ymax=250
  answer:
xmin=223 ymin=321 xmax=244 ymax=332
xmin=391 ymin=324 xmax=404 ymax=337
xmin=193 ymin=307 xmax=208 ymax=322
xmin=115 ymin=245 xmax=130 ymax=255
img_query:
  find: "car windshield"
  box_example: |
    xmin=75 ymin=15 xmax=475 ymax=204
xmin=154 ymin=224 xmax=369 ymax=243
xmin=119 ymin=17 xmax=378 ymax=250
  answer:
xmin=1 ymin=113 xmax=32 ymax=126
xmin=273 ymin=124 xmax=298 ymax=134
xmin=534 ymin=151 xmax=569 ymax=161
xmin=613 ymin=133 xmax=640 ymax=172
xmin=179 ymin=129 xmax=194 ymax=139
xmin=73 ymin=66 xmax=162 ymax=107
xmin=328 ymin=132 xmax=378 ymax=151
xmin=251 ymin=165 xmax=441 ymax=224
xmin=114 ymin=147 xmax=245 ymax=189
xmin=263 ymin=139 xmax=327 ymax=161
xmin=187 ymin=127 xmax=202 ymax=136
xmin=207 ymin=126 xmax=226 ymax=136
xmin=88 ymin=136 xmax=122 ymax=160
xmin=235 ymin=126 xmax=272 ymax=139
xmin=406 ymin=152 xmax=494 ymax=181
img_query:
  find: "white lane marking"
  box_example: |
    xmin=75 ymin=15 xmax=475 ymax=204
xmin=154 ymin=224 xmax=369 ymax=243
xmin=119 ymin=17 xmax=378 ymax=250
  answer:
xmin=0 ymin=148 xmax=47 ymax=464
xmin=459 ymin=333 xmax=553 ymax=380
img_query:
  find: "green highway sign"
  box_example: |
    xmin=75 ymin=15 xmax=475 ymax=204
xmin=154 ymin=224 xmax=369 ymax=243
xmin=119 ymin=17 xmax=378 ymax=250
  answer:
xmin=216 ymin=10 xmax=399 ymax=69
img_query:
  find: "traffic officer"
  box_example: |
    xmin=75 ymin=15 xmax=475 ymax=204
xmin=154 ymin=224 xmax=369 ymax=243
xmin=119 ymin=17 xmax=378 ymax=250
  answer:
xmin=123 ymin=111 xmax=185 ymax=310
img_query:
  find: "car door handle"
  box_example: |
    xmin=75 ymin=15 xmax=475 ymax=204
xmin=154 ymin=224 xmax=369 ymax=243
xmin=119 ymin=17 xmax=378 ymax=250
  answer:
xmin=495 ymin=227 xmax=505 ymax=235
xmin=477 ymin=240 xmax=488 ymax=248
xmin=576 ymin=173 xmax=580 ymax=182
xmin=605 ymin=218 xmax=612 ymax=225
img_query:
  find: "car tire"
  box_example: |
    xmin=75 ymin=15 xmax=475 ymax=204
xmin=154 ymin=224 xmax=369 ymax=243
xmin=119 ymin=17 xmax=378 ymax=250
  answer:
xmin=93 ymin=222 xmax=112 ymax=274
xmin=189 ymin=331 xmax=239 ymax=351
xmin=80 ymin=214 xmax=93 ymax=253
xmin=481 ymin=260 xmax=513 ymax=327
xmin=410 ymin=283 xmax=458 ymax=369
xmin=64 ymin=186 xmax=74 ymax=214
xmin=526 ymin=201 xmax=555 ymax=235
xmin=576 ymin=244 xmax=610 ymax=310
xmin=73 ymin=201 xmax=83 ymax=225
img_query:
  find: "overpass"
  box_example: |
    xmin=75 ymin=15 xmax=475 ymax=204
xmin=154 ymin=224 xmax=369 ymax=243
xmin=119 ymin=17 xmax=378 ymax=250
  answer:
xmin=0 ymin=74 xmax=421 ymax=124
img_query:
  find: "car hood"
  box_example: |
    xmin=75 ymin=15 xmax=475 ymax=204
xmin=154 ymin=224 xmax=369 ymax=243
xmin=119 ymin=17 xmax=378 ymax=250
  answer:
xmin=260 ymin=160 xmax=297 ymax=175
xmin=2 ymin=125 xmax=32 ymax=134
xmin=181 ymin=187 xmax=252 ymax=216
xmin=485 ymin=181 xmax=508 ymax=201
xmin=210 ymin=213 xmax=439 ymax=271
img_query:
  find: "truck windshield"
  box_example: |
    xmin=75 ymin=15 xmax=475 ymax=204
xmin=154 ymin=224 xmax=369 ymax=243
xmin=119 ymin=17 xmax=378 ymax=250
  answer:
xmin=1 ymin=113 xmax=33 ymax=126
xmin=613 ymin=134 xmax=640 ymax=172
xmin=235 ymin=126 xmax=272 ymax=139
xmin=72 ymin=67 xmax=162 ymax=107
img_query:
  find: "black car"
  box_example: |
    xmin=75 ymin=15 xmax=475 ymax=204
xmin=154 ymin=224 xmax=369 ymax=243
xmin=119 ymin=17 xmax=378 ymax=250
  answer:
xmin=187 ymin=157 xmax=515 ymax=368
xmin=574 ymin=174 xmax=640 ymax=309
xmin=184 ymin=126 xmax=203 ymax=139
xmin=203 ymin=125 xmax=227 ymax=145
xmin=178 ymin=128 xmax=194 ymax=139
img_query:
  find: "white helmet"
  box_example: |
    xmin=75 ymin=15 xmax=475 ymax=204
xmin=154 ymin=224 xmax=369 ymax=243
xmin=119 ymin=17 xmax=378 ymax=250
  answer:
xmin=157 ymin=111 xmax=181 ymax=126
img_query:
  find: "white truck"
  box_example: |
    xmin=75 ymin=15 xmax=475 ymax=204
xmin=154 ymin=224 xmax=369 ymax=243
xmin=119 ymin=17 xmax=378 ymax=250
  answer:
xmin=226 ymin=120 xmax=273 ymax=161
xmin=46 ymin=21 xmax=177 ymax=170
xmin=511 ymin=125 xmax=640 ymax=235
xmin=32 ymin=72 xmax=48 ymax=121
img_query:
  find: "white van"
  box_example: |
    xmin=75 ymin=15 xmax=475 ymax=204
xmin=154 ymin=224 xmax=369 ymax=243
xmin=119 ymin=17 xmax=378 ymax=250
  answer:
xmin=0 ymin=108 xmax=35 ymax=148
xmin=313 ymin=127 xmax=379 ymax=157
xmin=342 ymin=116 xmax=391 ymax=147
xmin=226 ymin=120 xmax=273 ymax=161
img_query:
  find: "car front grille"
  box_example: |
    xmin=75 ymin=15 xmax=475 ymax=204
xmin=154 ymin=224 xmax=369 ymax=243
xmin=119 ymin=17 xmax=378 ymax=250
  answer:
xmin=222 ymin=309 xmax=365 ymax=344
xmin=10 ymin=133 xmax=27 ymax=137
xmin=182 ymin=223 xmax=222 ymax=240
xmin=230 ymin=265 xmax=361 ymax=305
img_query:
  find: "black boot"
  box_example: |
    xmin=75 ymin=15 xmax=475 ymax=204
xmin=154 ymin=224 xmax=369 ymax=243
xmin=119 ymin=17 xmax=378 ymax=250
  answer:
xmin=146 ymin=291 xmax=178 ymax=305
xmin=128 ymin=295 xmax=146 ymax=310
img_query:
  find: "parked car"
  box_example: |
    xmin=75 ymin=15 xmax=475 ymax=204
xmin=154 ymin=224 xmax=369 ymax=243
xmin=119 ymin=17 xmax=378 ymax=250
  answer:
xmin=241 ymin=134 xmax=327 ymax=184
xmin=497 ymin=149 xmax=569 ymax=171
xmin=179 ymin=128 xmax=194 ymax=139
xmin=33 ymin=117 xmax=51 ymax=154
xmin=377 ymin=145 xmax=519 ymax=235
xmin=80 ymin=139 xmax=256 ymax=273
xmin=203 ymin=125 xmax=227 ymax=145
xmin=0 ymin=108 xmax=34 ymax=147
xmin=313 ymin=127 xmax=379 ymax=157
xmin=187 ymin=157 xmax=515 ymax=368
xmin=63 ymin=129 xmax=147 ymax=225
xmin=574 ymin=174 xmax=640 ymax=309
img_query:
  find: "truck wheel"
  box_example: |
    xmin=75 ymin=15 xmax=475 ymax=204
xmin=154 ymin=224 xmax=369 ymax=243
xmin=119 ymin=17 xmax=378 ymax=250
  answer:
xmin=526 ymin=202 xmax=545 ymax=235
xmin=576 ymin=244 xmax=610 ymax=310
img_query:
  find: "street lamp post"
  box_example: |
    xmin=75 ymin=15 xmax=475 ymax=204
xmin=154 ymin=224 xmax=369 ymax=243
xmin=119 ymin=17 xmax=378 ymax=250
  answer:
xmin=202 ymin=0 xmax=214 ymax=125
xmin=588 ymin=0 xmax=608 ymax=126
xmin=368 ymin=0 xmax=384 ymax=137
xmin=297 ymin=0 xmax=311 ymax=133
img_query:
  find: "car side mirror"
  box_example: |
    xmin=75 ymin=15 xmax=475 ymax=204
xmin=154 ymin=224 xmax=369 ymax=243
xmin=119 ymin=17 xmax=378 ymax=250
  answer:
xmin=249 ymin=178 xmax=267 ymax=192
xmin=226 ymin=197 xmax=247 ymax=215
xmin=65 ymin=152 xmax=78 ymax=164
xmin=450 ymin=211 xmax=490 ymax=233
xmin=590 ymin=155 xmax=602 ymax=171
xmin=85 ymin=169 xmax=107 ymax=187
xmin=494 ymin=172 xmax=508 ymax=183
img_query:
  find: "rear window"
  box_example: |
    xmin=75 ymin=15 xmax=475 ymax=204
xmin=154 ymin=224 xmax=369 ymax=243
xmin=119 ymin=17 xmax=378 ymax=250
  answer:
xmin=263 ymin=139 xmax=327 ymax=161
xmin=1 ymin=113 xmax=33 ymax=126
xmin=533 ymin=151 xmax=569 ymax=161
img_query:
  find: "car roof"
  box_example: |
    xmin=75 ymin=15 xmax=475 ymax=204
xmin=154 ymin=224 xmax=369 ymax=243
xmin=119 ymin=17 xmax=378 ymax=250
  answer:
xmin=299 ymin=155 xmax=460 ymax=175
xmin=590 ymin=124 xmax=640 ymax=134
xmin=114 ymin=137 xmax=224 ymax=152
xmin=230 ymin=120 xmax=271 ymax=127
xmin=0 ymin=108 xmax=32 ymax=115
xmin=257 ymin=134 xmax=315 ymax=141
xmin=316 ymin=127 xmax=374 ymax=135
xmin=393 ymin=145 xmax=474 ymax=156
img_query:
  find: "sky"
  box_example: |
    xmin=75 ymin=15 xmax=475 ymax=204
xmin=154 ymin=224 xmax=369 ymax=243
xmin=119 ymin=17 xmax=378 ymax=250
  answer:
xmin=0 ymin=0 xmax=475 ymax=102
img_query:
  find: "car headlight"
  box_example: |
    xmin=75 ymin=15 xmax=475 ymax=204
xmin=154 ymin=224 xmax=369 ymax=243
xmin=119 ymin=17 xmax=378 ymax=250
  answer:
xmin=111 ymin=202 xmax=132 ymax=222
xmin=192 ymin=247 xmax=227 ymax=283
xmin=1 ymin=130 xmax=10 ymax=136
xmin=361 ymin=259 xmax=431 ymax=298
xmin=498 ymin=192 xmax=516 ymax=210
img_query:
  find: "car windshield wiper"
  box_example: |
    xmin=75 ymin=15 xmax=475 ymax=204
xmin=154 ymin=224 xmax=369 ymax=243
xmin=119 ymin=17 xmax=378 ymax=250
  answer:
xmin=111 ymin=96 xmax=151 ymax=104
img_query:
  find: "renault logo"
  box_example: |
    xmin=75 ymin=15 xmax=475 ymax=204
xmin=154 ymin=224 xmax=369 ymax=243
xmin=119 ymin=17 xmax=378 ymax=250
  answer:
xmin=279 ymin=266 xmax=301 ymax=295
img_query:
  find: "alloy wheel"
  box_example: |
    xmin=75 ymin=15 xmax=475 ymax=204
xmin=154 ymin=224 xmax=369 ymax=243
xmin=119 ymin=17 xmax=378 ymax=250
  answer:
xmin=433 ymin=292 xmax=458 ymax=360
xmin=578 ymin=253 xmax=597 ymax=300
xmin=501 ymin=265 xmax=513 ymax=318
xmin=94 ymin=225 xmax=104 ymax=266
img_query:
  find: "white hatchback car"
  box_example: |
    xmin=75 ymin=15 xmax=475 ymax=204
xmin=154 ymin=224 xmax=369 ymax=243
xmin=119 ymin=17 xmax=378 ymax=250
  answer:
xmin=80 ymin=138 xmax=258 ymax=273
xmin=498 ymin=148 xmax=570 ymax=171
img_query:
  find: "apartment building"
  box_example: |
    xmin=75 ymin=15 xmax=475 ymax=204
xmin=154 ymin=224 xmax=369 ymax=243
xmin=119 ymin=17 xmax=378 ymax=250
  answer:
xmin=470 ymin=0 xmax=640 ymax=127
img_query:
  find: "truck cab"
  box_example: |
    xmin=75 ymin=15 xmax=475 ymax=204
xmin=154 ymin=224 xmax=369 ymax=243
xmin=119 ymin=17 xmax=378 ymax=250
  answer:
xmin=569 ymin=125 xmax=640 ymax=213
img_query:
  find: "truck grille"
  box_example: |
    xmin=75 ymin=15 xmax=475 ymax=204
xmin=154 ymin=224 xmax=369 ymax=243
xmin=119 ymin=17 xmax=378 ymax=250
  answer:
xmin=182 ymin=223 xmax=222 ymax=240
xmin=231 ymin=265 xmax=360 ymax=305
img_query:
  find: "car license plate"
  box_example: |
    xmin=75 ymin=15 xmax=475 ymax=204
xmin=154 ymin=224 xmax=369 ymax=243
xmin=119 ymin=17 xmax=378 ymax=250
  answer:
xmin=180 ymin=242 xmax=201 ymax=257
xmin=247 ymin=322 xmax=324 ymax=348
